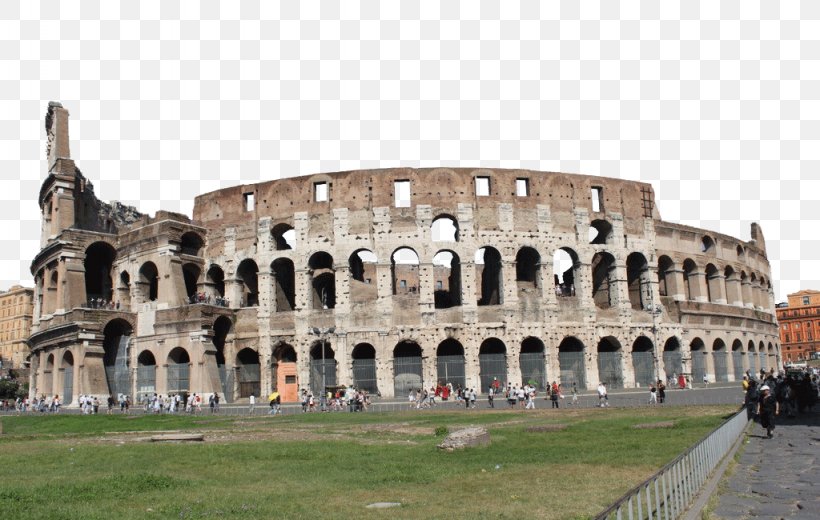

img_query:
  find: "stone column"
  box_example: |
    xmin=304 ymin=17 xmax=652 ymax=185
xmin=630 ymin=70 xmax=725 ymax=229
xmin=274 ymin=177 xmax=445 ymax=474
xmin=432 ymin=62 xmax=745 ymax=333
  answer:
xmin=724 ymin=272 xmax=743 ymax=306
xmin=707 ymin=272 xmax=727 ymax=304
xmin=741 ymin=278 xmax=753 ymax=309
xmin=668 ymin=268 xmax=686 ymax=301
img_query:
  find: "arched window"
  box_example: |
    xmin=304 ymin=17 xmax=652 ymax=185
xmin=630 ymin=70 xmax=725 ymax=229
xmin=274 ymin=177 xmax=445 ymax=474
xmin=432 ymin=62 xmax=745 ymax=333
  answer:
xmin=597 ymin=336 xmax=623 ymax=388
xmin=103 ymin=319 xmax=133 ymax=396
xmin=657 ymin=256 xmax=674 ymax=297
xmin=392 ymin=248 xmax=420 ymax=296
xmin=476 ymin=247 xmax=502 ymax=306
xmin=236 ymin=259 xmax=259 ymax=307
xmin=515 ymin=247 xmax=540 ymax=290
xmin=138 ymin=262 xmax=159 ymax=302
xmin=553 ymin=248 xmax=580 ymax=297
xmin=436 ymin=339 xmax=465 ymax=389
xmin=271 ymin=258 xmax=296 ymax=312
xmin=682 ymin=259 xmax=697 ymax=301
xmin=433 ymin=251 xmax=461 ymax=308
xmin=271 ymin=223 xmax=296 ymax=250
xmin=180 ymin=232 xmax=204 ymax=256
xmin=85 ymin=242 xmax=116 ymax=302
xmin=591 ymin=252 xmax=616 ymax=308
xmin=182 ymin=263 xmax=201 ymax=300
xmin=349 ymin=250 xmax=377 ymax=303
xmin=558 ymin=337 xmax=586 ymax=389
xmin=626 ymin=252 xmax=650 ymax=310
xmin=393 ymin=341 xmax=423 ymax=396
xmin=478 ymin=338 xmax=507 ymax=391
xmin=431 ymin=215 xmax=459 ymax=242
xmin=206 ymin=265 xmax=226 ymax=299
xmin=589 ymin=219 xmax=613 ymax=245
xmin=351 ymin=344 xmax=378 ymax=393
xmin=308 ymin=252 xmax=335 ymax=309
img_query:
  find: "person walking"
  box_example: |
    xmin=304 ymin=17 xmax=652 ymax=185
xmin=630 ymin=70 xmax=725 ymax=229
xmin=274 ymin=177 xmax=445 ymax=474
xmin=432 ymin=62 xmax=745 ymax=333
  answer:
xmin=248 ymin=393 xmax=256 ymax=414
xmin=648 ymin=383 xmax=657 ymax=405
xmin=597 ymin=382 xmax=609 ymax=407
xmin=756 ymin=384 xmax=779 ymax=438
xmin=488 ymin=385 xmax=495 ymax=408
xmin=657 ymin=380 xmax=666 ymax=404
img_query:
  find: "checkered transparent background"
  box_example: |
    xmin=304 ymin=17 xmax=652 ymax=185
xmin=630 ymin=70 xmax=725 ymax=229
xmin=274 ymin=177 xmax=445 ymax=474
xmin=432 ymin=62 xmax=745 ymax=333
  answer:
xmin=1 ymin=1 xmax=818 ymax=301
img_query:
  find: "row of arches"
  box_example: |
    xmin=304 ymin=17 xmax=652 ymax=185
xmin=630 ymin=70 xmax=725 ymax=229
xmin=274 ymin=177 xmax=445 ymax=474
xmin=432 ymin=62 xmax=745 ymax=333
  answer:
xmin=658 ymin=256 xmax=772 ymax=310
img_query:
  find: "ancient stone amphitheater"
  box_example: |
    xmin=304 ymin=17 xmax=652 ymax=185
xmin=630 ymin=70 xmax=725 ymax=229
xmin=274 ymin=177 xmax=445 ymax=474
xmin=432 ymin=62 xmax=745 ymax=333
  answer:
xmin=28 ymin=103 xmax=780 ymax=405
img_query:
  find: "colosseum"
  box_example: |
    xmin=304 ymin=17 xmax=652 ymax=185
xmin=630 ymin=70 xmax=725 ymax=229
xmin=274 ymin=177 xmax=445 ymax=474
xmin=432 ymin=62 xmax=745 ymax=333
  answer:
xmin=28 ymin=102 xmax=781 ymax=405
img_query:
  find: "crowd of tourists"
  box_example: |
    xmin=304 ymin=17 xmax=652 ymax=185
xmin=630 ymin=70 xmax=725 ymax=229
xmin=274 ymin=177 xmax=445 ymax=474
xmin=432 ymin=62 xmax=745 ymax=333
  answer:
xmin=743 ymin=366 xmax=819 ymax=438
xmin=187 ymin=292 xmax=230 ymax=307
xmin=86 ymin=298 xmax=120 ymax=310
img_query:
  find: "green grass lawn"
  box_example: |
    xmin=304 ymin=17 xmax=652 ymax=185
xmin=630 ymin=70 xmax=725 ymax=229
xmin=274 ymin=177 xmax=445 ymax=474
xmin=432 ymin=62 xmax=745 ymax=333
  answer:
xmin=0 ymin=406 xmax=736 ymax=519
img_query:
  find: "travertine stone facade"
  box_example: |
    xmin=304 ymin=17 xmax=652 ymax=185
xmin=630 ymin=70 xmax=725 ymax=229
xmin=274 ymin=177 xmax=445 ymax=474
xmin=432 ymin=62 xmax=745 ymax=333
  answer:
xmin=28 ymin=103 xmax=780 ymax=405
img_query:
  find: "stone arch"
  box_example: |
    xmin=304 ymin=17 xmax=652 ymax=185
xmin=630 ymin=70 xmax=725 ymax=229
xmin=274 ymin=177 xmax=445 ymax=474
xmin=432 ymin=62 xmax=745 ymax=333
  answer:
xmin=212 ymin=316 xmax=232 ymax=399
xmin=690 ymin=337 xmax=707 ymax=383
xmin=626 ymin=252 xmax=650 ymax=310
xmin=682 ymin=259 xmax=698 ymax=301
xmin=515 ymin=247 xmax=540 ymax=290
xmin=662 ymin=337 xmax=682 ymax=378
xmin=393 ymin=340 xmax=423 ymax=396
xmin=271 ymin=342 xmax=298 ymax=402
xmin=60 ymin=350 xmax=74 ymax=403
xmin=479 ymin=338 xmax=507 ymax=391
xmin=180 ymin=231 xmax=204 ymax=257
xmin=553 ymin=247 xmax=580 ymax=297
xmin=431 ymin=214 xmax=459 ymax=242
xmin=138 ymin=261 xmax=159 ymax=302
xmin=657 ymin=255 xmax=675 ymax=297
xmin=758 ymin=340 xmax=767 ymax=373
xmin=85 ymin=241 xmax=116 ymax=302
xmin=705 ymin=263 xmax=721 ymax=303
xmin=731 ymin=339 xmax=744 ymax=380
xmin=519 ymin=337 xmax=546 ymax=389
xmin=591 ymin=252 xmax=617 ymax=308
xmin=747 ymin=339 xmax=757 ymax=374
xmin=235 ymin=347 xmax=261 ymax=398
xmin=308 ymin=252 xmax=335 ymax=309
xmin=271 ymin=258 xmax=296 ymax=311
xmin=712 ymin=338 xmax=728 ymax=382
xmin=236 ymin=259 xmax=259 ymax=307
xmin=701 ymin=235 xmax=715 ymax=253
xmin=310 ymin=340 xmax=337 ymax=394
xmin=589 ymin=219 xmax=613 ymax=244
xmin=182 ymin=262 xmax=201 ymax=301
xmin=436 ymin=339 xmax=465 ymax=389
xmin=392 ymin=247 xmax=420 ymax=296
xmin=558 ymin=336 xmax=586 ymax=389
xmin=476 ymin=247 xmax=503 ymax=306
xmin=103 ymin=318 xmax=133 ymax=397
xmin=597 ymin=336 xmax=623 ymax=388
xmin=167 ymin=347 xmax=191 ymax=394
xmin=136 ymin=350 xmax=157 ymax=401
xmin=43 ymin=353 xmax=55 ymax=396
xmin=433 ymin=250 xmax=462 ymax=308
xmin=724 ymin=265 xmax=741 ymax=305
xmin=271 ymin=223 xmax=296 ymax=251
xmin=351 ymin=343 xmax=378 ymax=393
xmin=118 ymin=270 xmax=131 ymax=310
xmin=348 ymin=249 xmax=377 ymax=303
xmin=206 ymin=264 xmax=226 ymax=300
xmin=631 ymin=336 xmax=655 ymax=387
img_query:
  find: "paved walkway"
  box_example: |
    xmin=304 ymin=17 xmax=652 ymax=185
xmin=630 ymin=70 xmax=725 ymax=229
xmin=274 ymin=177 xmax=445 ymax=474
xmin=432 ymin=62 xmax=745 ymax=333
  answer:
xmin=710 ymin=409 xmax=820 ymax=519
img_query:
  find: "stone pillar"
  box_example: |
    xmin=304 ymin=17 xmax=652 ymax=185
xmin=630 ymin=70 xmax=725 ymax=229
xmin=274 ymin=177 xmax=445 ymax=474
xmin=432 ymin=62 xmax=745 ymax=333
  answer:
xmin=707 ymin=272 xmax=727 ymax=304
xmin=741 ymin=278 xmax=753 ymax=309
xmin=583 ymin=339 xmax=598 ymax=390
xmin=725 ymin=272 xmax=743 ymax=306
xmin=63 ymin=255 xmax=87 ymax=311
xmin=418 ymin=262 xmax=435 ymax=315
xmin=507 ymin=344 xmax=521 ymax=389
xmin=225 ymin=278 xmax=242 ymax=309
xmin=668 ymin=268 xmax=686 ymax=301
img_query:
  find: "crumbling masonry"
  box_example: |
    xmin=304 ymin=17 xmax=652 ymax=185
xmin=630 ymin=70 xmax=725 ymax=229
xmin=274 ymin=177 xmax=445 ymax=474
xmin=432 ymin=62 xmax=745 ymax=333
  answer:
xmin=28 ymin=102 xmax=780 ymax=405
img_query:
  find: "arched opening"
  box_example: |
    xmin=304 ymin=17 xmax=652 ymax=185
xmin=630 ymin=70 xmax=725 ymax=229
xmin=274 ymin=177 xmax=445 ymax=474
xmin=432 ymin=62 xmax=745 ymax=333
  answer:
xmin=310 ymin=341 xmax=337 ymax=394
xmin=626 ymin=252 xmax=650 ymax=310
xmin=713 ymin=339 xmax=728 ymax=382
xmin=136 ymin=350 xmax=156 ymax=402
xmin=479 ymin=338 xmax=507 ymax=392
xmin=348 ymin=250 xmax=377 ymax=303
xmin=553 ymin=248 xmax=580 ymax=297
xmin=60 ymin=351 xmax=74 ymax=404
xmin=138 ymin=261 xmax=159 ymax=302
xmin=631 ymin=336 xmax=655 ymax=387
xmin=206 ymin=265 xmax=226 ymax=300
xmin=431 ymin=215 xmax=459 ymax=242
xmin=747 ymin=340 xmax=757 ymax=375
xmin=701 ymin=235 xmax=715 ymax=253
xmin=182 ymin=263 xmax=201 ymax=301
xmin=597 ymin=336 xmax=623 ymax=388
xmin=271 ymin=258 xmax=296 ymax=311
xmin=476 ymin=247 xmax=503 ymax=306
xmin=393 ymin=341 xmax=423 ymax=397
xmin=520 ymin=337 xmax=546 ymax=389
xmin=103 ymin=319 xmax=132 ymax=396
xmin=351 ymin=343 xmax=378 ymax=393
xmin=85 ymin=242 xmax=116 ymax=303
xmin=515 ymin=247 xmax=540 ymax=291
xmin=433 ymin=251 xmax=461 ymax=308
xmin=236 ymin=348 xmax=261 ymax=399
xmin=392 ymin=247 xmax=420 ymax=296
xmin=591 ymin=252 xmax=616 ymax=309
xmin=309 ymin=252 xmax=335 ymax=309
xmin=767 ymin=342 xmax=775 ymax=368
xmin=43 ymin=354 xmax=54 ymax=396
xmin=736 ymin=245 xmax=744 ymax=257
xmin=724 ymin=265 xmax=741 ymax=305
xmin=236 ymin=259 xmax=259 ymax=307
xmin=167 ymin=347 xmax=191 ymax=395
xmin=118 ymin=271 xmax=131 ymax=310
xmin=758 ymin=340 xmax=766 ymax=373
xmin=180 ymin=232 xmax=204 ymax=256
xmin=436 ymin=338 xmax=465 ymax=389
xmin=657 ymin=256 xmax=674 ymax=297
xmin=682 ymin=259 xmax=697 ymax=301
xmin=558 ymin=337 xmax=586 ymax=389
xmin=271 ymin=223 xmax=296 ymax=250
xmin=213 ymin=316 xmax=232 ymax=400
xmin=662 ymin=337 xmax=682 ymax=378
xmin=589 ymin=219 xmax=613 ymax=244
xmin=272 ymin=343 xmax=298 ymax=402
xmin=705 ymin=264 xmax=720 ymax=303
xmin=690 ymin=338 xmax=706 ymax=383
xmin=731 ymin=339 xmax=744 ymax=380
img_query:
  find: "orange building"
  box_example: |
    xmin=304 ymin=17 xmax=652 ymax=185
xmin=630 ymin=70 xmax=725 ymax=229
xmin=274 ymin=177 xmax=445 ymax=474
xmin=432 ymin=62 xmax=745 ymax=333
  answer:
xmin=776 ymin=289 xmax=820 ymax=363
xmin=0 ymin=285 xmax=35 ymax=369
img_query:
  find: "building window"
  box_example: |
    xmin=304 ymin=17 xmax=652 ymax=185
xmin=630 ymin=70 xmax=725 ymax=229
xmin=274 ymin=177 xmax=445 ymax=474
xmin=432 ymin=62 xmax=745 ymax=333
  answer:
xmin=243 ymin=193 xmax=255 ymax=211
xmin=475 ymin=176 xmax=490 ymax=196
xmin=783 ymin=324 xmax=788 ymax=330
xmin=803 ymin=296 xmax=811 ymax=305
xmin=516 ymin=178 xmax=529 ymax=197
xmin=785 ymin=334 xmax=790 ymax=342
xmin=399 ymin=280 xmax=407 ymax=289
xmin=394 ymin=180 xmax=411 ymax=207
xmin=314 ymin=182 xmax=328 ymax=202
xmin=436 ymin=280 xmax=443 ymax=290
xmin=795 ymin=323 xmax=800 ymax=329
xmin=591 ymin=186 xmax=603 ymax=212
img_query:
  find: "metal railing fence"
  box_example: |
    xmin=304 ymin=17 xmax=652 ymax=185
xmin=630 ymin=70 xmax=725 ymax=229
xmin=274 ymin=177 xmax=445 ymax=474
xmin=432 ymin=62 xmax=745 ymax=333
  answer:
xmin=595 ymin=410 xmax=748 ymax=520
